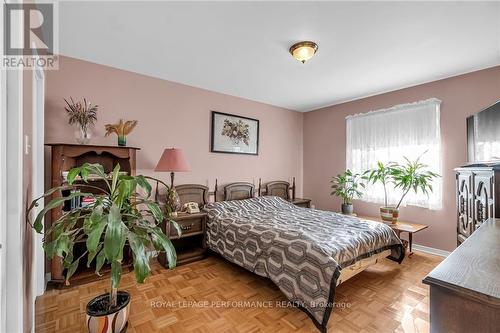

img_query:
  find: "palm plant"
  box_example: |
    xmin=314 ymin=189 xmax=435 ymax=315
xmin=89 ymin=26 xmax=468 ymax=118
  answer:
xmin=331 ymin=169 xmax=367 ymax=214
xmin=366 ymin=155 xmax=439 ymax=222
xmin=27 ymin=163 xmax=178 ymax=313
xmin=366 ymin=161 xmax=397 ymax=207
xmin=391 ymin=156 xmax=440 ymax=209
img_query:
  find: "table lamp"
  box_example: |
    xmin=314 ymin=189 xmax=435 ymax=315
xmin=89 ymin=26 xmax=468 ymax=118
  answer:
xmin=155 ymin=148 xmax=191 ymax=187
xmin=155 ymin=148 xmax=190 ymax=215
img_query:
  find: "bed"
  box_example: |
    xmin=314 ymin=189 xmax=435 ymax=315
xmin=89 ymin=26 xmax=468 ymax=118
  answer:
xmin=199 ymin=181 xmax=405 ymax=332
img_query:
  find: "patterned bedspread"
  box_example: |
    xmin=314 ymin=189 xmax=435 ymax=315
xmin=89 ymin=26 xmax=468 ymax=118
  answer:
xmin=203 ymin=196 xmax=404 ymax=332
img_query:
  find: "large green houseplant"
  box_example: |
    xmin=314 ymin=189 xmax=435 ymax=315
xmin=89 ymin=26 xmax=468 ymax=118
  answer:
xmin=27 ymin=163 xmax=179 ymax=333
xmin=366 ymin=156 xmax=439 ymax=223
xmin=330 ymin=169 xmax=367 ymax=215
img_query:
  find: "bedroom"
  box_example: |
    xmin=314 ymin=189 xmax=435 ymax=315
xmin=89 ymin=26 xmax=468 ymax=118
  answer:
xmin=1 ymin=1 xmax=499 ymax=333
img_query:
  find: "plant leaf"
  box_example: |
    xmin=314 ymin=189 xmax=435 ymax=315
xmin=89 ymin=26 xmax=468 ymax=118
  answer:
xmin=136 ymin=175 xmax=152 ymax=198
xmin=66 ymin=167 xmax=81 ymax=184
xmin=95 ymin=249 xmax=106 ymax=275
xmin=128 ymin=232 xmax=150 ymax=283
xmin=65 ymin=258 xmax=80 ymax=284
xmin=33 ymin=192 xmax=89 ymax=233
xmin=86 ymin=213 xmax=106 ymax=253
xmin=104 ymin=204 xmax=123 ymax=261
xmin=146 ymin=201 xmax=164 ymax=223
xmin=87 ymin=243 xmax=103 ymax=267
xmin=152 ymin=227 xmax=177 ymax=269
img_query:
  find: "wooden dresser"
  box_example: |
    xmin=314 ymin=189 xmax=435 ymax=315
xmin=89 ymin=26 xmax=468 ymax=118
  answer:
xmin=423 ymin=218 xmax=500 ymax=333
xmin=455 ymin=165 xmax=500 ymax=245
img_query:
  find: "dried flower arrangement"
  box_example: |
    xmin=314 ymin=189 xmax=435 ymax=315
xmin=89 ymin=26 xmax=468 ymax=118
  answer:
xmin=104 ymin=119 xmax=138 ymax=146
xmin=64 ymin=97 xmax=98 ymax=144
xmin=221 ymin=119 xmax=250 ymax=146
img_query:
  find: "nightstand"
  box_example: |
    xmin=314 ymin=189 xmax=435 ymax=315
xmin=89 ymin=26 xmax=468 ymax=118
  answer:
xmin=289 ymin=198 xmax=311 ymax=208
xmin=158 ymin=211 xmax=208 ymax=268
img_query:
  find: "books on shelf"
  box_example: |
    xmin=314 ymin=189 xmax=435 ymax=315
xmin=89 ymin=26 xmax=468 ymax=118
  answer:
xmin=62 ymin=170 xmax=128 ymax=182
xmin=80 ymin=196 xmax=96 ymax=208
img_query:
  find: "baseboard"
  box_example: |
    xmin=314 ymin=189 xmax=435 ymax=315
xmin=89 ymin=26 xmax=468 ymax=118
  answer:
xmin=412 ymin=244 xmax=450 ymax=257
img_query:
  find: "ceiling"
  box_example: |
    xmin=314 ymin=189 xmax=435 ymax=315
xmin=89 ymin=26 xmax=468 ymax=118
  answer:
xmin=58 ymin=1 xmax=500 ymax=112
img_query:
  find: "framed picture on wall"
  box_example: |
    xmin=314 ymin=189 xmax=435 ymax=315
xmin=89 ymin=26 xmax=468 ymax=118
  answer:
xmin=211 ymin=111 xmax=259 ymax=155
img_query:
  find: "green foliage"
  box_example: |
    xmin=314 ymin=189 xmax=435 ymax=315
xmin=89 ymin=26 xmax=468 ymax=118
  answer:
xmin=366 ymin=161 xmax=397 ymax=207
xmin=330 ymin=169 xmax=367 ymax=205
xmin=366 ymin=155 xmax=440 ymax=209
xmin=27 ymin=163 xmax=178 ymax=308
xmin=391 ymin=156 xmax=440 ymax=209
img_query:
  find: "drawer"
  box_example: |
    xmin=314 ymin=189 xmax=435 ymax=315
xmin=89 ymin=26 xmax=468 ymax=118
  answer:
xmin=169 ymin=217 xmax=203 ymax=238
xmin=294 ymin=201 xmax=311 ymax=208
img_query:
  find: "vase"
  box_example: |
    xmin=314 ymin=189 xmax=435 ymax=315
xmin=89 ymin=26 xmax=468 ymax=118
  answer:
xmin=117 ymin=135 xmax=126 ymax=146
xmin=74 ymin=125 xmax=92 ymax=144
xmin=86 ymin=291 xmax=130 ymax=333
xmin=341 ymin=203 xmax=354 ymax=215
xmin=380 ymin=206 xmax=399 ymax=223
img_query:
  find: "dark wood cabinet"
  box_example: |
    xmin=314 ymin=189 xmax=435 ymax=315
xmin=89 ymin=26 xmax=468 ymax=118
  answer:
xmin=46 ymin=143 xmax=139 ymax=284
xmin=423 ymin=218 xmax=500 ymax=333
xmin=455 ymin=165 xmax=500 ymax=245
xmin=158 ymin=212 xmax=208 ymax=268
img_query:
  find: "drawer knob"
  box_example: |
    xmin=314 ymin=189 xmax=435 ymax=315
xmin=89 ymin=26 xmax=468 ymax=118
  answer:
xmin=180 ymin=223 xmax=193 ymax=231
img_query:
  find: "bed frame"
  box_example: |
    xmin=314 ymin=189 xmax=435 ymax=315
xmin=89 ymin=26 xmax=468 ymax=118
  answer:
xmin=181 ymin=180 xmax=390 ymax=285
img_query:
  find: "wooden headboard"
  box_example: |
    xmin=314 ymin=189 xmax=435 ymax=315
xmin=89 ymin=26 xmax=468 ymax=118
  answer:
xmin=264 ymin=181 xmax=290 ymax=200
xmin=258 ymin=177 xmax=296 ymax=200
xmin=175 ymin=184 xmax=209 ymax=208
xmin=222 ymin=182 xmax=255 ymax=201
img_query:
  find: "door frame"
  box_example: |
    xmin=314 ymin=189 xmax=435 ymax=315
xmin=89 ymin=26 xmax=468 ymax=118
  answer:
xmin=2 ymin=3 xmax=26 ymax=331
xmin=32 ymin=50 xmax=46 ymax=299
xmin=0 ymin=3 xmax=7 ymax=329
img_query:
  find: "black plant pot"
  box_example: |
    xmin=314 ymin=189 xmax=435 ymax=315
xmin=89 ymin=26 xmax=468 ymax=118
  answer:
xmin=86 ymin=290 xmax=130 ymax=333
xmin=341 ymin=203 xmax=354 ymax=215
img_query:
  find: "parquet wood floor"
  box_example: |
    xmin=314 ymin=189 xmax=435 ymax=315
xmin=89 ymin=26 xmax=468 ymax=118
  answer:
xmin=35 ymin=251 xmax=442 ymax=333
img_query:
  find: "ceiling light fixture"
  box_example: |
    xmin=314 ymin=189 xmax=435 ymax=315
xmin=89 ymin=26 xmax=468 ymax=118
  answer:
xmin=289 ymin=41 xmax=318 ymax=64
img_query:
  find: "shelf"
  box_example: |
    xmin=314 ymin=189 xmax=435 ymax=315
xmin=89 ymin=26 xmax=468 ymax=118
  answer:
xmin=177 ymin=247 xmax=207 ymax=265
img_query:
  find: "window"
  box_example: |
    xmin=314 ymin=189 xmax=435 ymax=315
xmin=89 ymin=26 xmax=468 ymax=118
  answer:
xmin=346 ymin=98 xmax=442 ymax=210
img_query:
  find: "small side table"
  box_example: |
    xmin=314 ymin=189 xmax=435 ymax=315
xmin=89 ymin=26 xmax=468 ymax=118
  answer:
xmin=158 ymin=212 xmax=208 ymax=268
xmin=358 ymin=216 xmax=428 ymax=256
xmin=289 ymin=198 xmax=311 ymax=208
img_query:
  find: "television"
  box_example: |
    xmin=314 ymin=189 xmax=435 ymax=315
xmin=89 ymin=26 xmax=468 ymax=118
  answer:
xmin=467 ymin=100 xmax=500 ymax=164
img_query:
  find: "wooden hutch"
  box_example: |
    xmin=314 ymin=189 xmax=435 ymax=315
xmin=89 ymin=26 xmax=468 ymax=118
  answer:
xmin=455 ymin=163 xmax=500 ymax=246
xmin=45 ymin=143 xmax=139 ymax=284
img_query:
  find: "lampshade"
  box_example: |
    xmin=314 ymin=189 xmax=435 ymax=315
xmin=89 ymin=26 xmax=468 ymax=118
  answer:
xmin=155 ymin=148 xmax=190 ymax=172
xmin=289 ymin=41 xmax=318 ymax=63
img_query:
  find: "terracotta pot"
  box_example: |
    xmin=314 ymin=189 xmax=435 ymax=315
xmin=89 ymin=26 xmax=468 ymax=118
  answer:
xmin=380 ymin=207 xmax=399 ymax=223
xmin=86 ymin=291 xmax=130 ymax=333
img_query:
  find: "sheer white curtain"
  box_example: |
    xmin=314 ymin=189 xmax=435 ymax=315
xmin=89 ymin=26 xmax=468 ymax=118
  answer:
xmin=346 ymin=98 xmax=442 ymax=210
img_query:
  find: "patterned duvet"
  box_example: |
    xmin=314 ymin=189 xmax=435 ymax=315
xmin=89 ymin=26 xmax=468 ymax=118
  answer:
xmin=203 ymin=196 xmax=404 ymax=332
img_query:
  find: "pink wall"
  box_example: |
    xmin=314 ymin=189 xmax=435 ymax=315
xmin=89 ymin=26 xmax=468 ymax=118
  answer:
xmin=45 ymin=56 xmax=500 ymax=252
xmin=45 ymin=56 xmax=303 ymax=194
xmin=304 ymin=66 xmax=500 ymax=252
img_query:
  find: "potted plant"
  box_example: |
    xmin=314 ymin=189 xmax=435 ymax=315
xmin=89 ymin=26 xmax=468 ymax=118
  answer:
xmin=64 ymin=97 xmax=98 ymax=144
xmin=105 ymin=119 xmax=138 ymax=146
xmin=367 ymin=157 xmax=439 ymax=223
xmin=330 ymin=169 xmax=366 ymax=215
xmin=27 ymin=163 xmax=179 ymax=333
